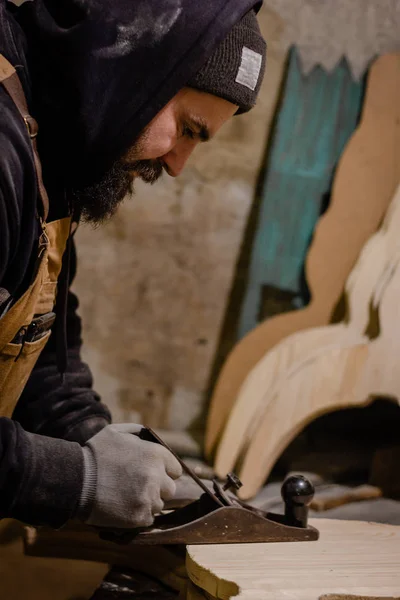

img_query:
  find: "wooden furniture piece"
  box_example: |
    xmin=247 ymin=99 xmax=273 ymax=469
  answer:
xmin=205 ymin=52 xmax=400 ymax=461
xmin=214 ymin=179 xmax=400 ymax=482
xmin=186 ymin=519 xmax=400 ymax=600
xmin=232 ymin=180 xmax=400 ymax=500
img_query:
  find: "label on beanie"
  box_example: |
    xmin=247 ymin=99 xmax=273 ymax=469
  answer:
xmin=235 ymin=46 xmax=263 ymax=91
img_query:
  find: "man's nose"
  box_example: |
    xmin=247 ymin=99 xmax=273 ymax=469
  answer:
xmin=161 ymin=140 xmax=197 ymax=177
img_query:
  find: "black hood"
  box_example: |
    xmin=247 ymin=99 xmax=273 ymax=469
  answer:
xmin=16 ymin=0 xmax=263 ymax=187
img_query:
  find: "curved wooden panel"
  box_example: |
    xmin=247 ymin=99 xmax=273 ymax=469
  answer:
xmin=186 ymin=519 xmax=400 ymax=600
xmin=214 ymin=181 xmax=400 ymax=478
xmin=236 ymin=193 xmax=400 ymax=499
xmin=206 ymin=53 xmax=400 ymax=461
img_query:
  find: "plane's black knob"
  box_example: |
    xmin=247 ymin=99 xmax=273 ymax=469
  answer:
xmin=281 ymin=475 xmax=314 ymax=528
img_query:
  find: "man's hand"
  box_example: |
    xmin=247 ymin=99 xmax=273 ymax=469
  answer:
xmin=165 ymin=475 xmax=237 ymax=509
xmin=77 ymin=423 xmax=182 ymax=529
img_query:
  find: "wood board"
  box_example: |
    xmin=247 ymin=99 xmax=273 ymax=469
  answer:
xmin=24 ymin=524 xmax=187 ymax=593
xmin=186 ymin=519 xmax=400 ymax=600
xmin=205 ymin=52 xmax=400 ymax=461
xmin=234 ymin=183 xmax=400 ymax=499
xmin=214 ymin=180 xmax=400 ymax=480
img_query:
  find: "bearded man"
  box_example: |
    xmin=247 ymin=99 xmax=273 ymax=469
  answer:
xmin=0 ymin=0 xmax=266 ymax=530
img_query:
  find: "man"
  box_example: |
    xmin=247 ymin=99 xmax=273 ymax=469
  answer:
xmin=0 ymin=0 xmax=266 ymax=531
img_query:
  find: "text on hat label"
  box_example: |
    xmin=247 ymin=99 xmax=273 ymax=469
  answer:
xmin=235 ymin=46 xmax=262 ymax=91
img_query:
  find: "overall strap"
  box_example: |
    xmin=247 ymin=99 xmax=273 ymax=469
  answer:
xmin=0 ymin=54 xmax=49 ymax=222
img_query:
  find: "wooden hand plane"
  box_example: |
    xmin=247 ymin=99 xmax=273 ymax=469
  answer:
xmin=100 ymin=428 xmax=319 ymax=546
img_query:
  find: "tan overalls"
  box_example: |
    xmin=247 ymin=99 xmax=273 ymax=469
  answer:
xmin=0 ymin=55 xmax=71 ymax=417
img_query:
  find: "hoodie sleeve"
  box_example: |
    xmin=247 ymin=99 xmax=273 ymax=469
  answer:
xmin=0 ymin=97 xmax=88 ymax=527
xmin=0 ymin=417 xmax=84 ymax=527
xmin=13 ymin=239 xmax=112 ymax=445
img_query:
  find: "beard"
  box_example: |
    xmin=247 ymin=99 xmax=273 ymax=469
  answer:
xmin=71 ymin=156 xmax=164 ymax=225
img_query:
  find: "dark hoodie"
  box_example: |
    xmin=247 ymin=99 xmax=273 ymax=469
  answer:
xmin=0 ymin=0 xmax=263 ymax=528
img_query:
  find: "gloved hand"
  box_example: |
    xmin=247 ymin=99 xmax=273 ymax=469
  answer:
xmin=165 ymin=475 xmax=237 ymax=509
xmin=164 ymin=474 xmax=214 ymax=509
xmin=77 ymin=423 xmax=182 ymax=529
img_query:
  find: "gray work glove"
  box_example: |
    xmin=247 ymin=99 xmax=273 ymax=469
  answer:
xmin=77 ymin=423 xmax=182 ymax=529
xmin=165 ymin=475 xmax=214 ymax=509
xmin=165 ymin=475 xmax=237 ymax=509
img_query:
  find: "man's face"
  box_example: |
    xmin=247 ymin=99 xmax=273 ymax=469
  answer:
xmin=74 ymin=88 xmax=238 ymax=224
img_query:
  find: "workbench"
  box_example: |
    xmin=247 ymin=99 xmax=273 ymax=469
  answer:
xmin=89 ymin=493 xmax=400 ymax=600
xmin=90 ymin=567 xmax=178 ymax=599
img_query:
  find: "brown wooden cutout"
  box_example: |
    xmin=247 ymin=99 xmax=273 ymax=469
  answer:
xmin=205 ymin=53 xmax=400 ymax=460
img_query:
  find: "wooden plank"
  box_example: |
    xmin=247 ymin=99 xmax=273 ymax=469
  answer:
xmin=310 ymin=485 xmax=383 ymax=512
xmin=23 ymin=524 xmax=187 ymax=594
xmin=205 ymin=52 xmax=400 ymax=461
xmin=0 ymin=520 xmax=107 ymax=600
xmin=322 ymin=596 xmax=400 ymax=600
xmin=186 ymin=519 xmax=400 ymax=600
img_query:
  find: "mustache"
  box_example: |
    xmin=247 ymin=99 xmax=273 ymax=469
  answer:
xmin=71 ymin=157 xmax=164 ymax=225
xmin=122 ymin=158 xmax=164 ymax=184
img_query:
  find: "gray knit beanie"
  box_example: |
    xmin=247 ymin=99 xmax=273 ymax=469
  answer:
xmin=189 ymin=10 xmax=266 ymax=114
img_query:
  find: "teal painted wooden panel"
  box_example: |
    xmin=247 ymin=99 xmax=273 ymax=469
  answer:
xmin=238 ymin=46 xmax=364 ymax=339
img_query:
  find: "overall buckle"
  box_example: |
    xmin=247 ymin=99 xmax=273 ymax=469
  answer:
xmin=24 ymin=116 xmax=38 ymax=139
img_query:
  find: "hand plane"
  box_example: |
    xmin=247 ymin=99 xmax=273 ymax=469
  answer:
xmin=100 ymin=427 xmax=319 ymax=546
